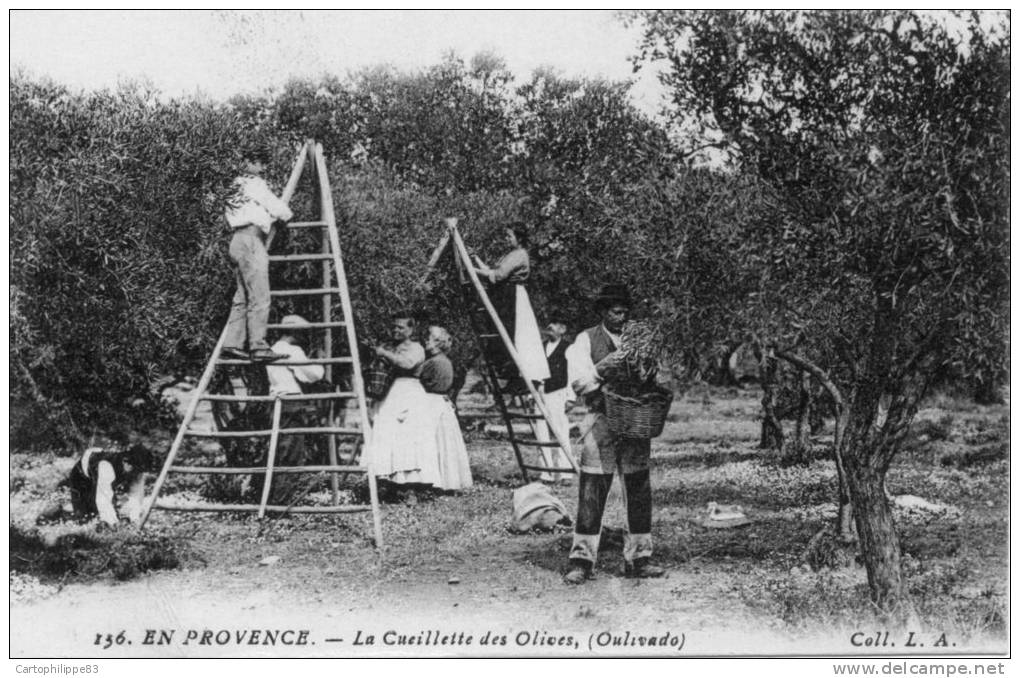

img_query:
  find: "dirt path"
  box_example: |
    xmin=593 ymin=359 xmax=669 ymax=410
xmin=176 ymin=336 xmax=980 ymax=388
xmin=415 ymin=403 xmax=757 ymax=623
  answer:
xmin=12 ymin=560 xmax=867 ymax=657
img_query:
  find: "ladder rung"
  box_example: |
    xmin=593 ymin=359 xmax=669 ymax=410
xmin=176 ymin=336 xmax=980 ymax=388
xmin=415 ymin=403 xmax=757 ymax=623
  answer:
xmin=269 ymin=254 xmax=333 ymax=262
xmin=505 ymin=411 xmax=545 ymax=420
xmin=270 ymin=288 xmax=341 ymax=297
xmin=478 ymin=333 xmax=500 ymax=338
xmin=514 ymin=440 xmax=566 ymax=448
xmin=217 ymin=357 xmax=355 ymax=366
xmin=169 ymin=464 xmax=366 ymax=475
xmin=287 ymin=221 xmax=328 ymax=228
xmin=154 ymin=500 xmax=372 ymax=514
xmin=265 ymin=321 xmax=346 ymax=330
xmin=456 ymin=411 xmax=504 ymax=419
xmin=279 ymin=426 xmax=363 ymax=435
xmin=521 ymin=464 xmax=577 ymax=474
xmin=201 ymin=392 xmax=355 ymax=402
xmin=184 ymin=427 xmax=362 ymax=438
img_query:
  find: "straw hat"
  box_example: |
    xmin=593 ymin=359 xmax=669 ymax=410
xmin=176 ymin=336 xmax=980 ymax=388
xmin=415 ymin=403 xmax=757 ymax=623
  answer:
xmin=280 ymin=314 xmax=311 ymax=327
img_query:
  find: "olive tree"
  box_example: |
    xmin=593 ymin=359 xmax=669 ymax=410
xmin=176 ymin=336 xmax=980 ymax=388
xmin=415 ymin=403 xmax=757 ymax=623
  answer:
xmin=629 ymin=9 xmax=1009 ymax=617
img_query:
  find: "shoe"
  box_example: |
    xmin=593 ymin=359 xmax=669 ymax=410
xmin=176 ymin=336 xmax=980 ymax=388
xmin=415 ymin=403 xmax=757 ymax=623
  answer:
xmin=624 ymin=557 xmax=666 ymax=579
xmin=221 ymin=347 xmax=249 ymax=360
xmin=563 ymin=559 xmax=593 ymax=585
xmin=250 ymin=349 xmax=286 ymax=362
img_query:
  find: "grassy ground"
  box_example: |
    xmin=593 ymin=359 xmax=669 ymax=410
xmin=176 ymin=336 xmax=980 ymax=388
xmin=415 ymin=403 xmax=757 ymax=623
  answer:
xmin=9 ymin=385 xmax=1008 ymax=656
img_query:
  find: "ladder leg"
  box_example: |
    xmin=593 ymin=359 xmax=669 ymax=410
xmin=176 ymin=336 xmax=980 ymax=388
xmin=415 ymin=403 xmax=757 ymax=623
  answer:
xmin=140 ymin=327 xmax=230 ymax=528
xmin=327 ymin=402 xmax=340 ymax=505
xmin=320 ymin=215 xmax=340 ymax=506
xmin=313 ymin=142 xmax=383 ymax=550
xmin=366 ymin=465 xmax=383 ymax=550
xmin=257 ymin=398 xmax=283 ymax=519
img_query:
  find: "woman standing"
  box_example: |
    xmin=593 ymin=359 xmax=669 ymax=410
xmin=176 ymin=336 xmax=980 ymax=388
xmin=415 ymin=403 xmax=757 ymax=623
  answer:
xmin=366 ymin=312 xmax=433 ymax=489
xmin=473 ymin=222 xmax=550 ymax=388
xmin=419 ymin=326 xmax=473 ymax=491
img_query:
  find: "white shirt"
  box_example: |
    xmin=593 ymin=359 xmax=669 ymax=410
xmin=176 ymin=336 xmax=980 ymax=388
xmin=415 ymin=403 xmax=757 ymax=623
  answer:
xmin=266 ymin=340 xmax=325 ymax=396
xmin=225 ymin=175 xmax=294 ymax=234
xmin=565 ymin=325 xmax=621 ymax=397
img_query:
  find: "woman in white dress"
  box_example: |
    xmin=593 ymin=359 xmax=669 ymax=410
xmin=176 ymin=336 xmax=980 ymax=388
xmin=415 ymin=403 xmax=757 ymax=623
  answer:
xmin=366 ymin=313 xmax=435 ymax=488
xmin=473 ymin=222 xmax=550 ymax=389
xmin=418 ymin=326 xmax=473 ymax=491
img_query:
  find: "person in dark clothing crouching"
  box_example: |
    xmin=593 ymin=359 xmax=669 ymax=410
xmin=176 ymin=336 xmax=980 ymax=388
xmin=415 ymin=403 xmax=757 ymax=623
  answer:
xmin=61 ymin=442 xmax=154 ymax=526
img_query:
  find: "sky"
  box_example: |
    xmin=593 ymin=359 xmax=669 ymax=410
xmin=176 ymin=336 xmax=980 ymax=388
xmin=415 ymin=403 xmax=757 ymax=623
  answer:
xmin=9 ymin=10 xmax=667 ymax=115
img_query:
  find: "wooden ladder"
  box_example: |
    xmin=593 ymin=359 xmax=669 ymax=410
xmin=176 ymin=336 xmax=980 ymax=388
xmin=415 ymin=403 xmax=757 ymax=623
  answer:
xmin=441 ymin=219 xmax=579 ymax=482
xmin=139 ymin=141 xmax=383 ymax=548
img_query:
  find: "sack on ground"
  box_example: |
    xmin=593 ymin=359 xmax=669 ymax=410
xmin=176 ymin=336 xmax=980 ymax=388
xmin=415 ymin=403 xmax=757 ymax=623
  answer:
xmin=510 ymin=482 xmax=571 ymax=533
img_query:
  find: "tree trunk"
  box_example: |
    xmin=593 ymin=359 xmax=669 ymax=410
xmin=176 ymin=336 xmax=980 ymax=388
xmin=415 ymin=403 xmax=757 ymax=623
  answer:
xmin=794 ymin=370 xmax=812 ymax=449
xmin=833 ymin=410 xmax=856 ymax=543
xmin=773 ymin=349 xmax=855 ymax=541
xmin=973 ymin=375 xmax=1005 ymax=405
xmin=758 ymin=350 xmax=784 ymax=451
xmin=843 ymin=455 xmax=914 ymax=622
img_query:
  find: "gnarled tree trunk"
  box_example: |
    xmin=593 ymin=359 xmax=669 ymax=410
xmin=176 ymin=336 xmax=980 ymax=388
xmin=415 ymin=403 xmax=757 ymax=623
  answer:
xmin=839 ymin=298 xmax=916 ymax=622
xmin=843 ymin=445 xmax=911 ymax=620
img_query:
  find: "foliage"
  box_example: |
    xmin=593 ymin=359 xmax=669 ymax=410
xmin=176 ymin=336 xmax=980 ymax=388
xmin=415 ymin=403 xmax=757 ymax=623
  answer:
xmin=10 ymin=60 xmax=695 ymax=448
xmin=9 ymin=78 xmax=290 ymax=445
xmin=628 ymin=8 xmax=1009 ymax=614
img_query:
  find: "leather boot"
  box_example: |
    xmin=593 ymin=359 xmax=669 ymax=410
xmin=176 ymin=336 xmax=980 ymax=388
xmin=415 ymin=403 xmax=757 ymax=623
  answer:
xmin=563 ymin=558 xmax=593 ymax=585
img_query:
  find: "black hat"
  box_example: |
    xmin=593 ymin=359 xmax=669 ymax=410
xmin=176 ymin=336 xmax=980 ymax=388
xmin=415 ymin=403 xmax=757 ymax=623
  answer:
xmin=595 ymin=283 xmax=632 ymax=309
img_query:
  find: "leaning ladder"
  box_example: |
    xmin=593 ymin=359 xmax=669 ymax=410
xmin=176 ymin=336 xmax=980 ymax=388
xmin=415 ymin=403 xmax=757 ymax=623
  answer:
xmin=139 ymin=141 xmax=383 ymax=548
xmin=438 ymin=219 xmax=579 ymax=482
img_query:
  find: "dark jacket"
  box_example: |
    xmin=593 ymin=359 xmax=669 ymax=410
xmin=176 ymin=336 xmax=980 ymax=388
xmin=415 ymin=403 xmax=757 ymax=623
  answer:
xmin=544 ymin=338 xmax=572 ymax=392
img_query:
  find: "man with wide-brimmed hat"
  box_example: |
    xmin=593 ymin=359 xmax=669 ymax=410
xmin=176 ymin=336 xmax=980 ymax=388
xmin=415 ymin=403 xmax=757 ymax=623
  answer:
xmin=265 ymin=314 xmax=324 ymax=396
xmin=563 ymin=283 xmax=665 ymax=583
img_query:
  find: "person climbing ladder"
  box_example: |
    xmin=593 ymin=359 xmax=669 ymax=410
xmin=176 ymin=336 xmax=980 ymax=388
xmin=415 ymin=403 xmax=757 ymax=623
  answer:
xmin=222 ymin=146 xmax=294 ymax=362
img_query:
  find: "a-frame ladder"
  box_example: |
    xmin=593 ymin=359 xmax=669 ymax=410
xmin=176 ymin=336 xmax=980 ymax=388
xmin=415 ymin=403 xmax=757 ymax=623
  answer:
xmin=427 ymin=219 xmax=579 ymax=482
xmin=140 ymin=141 xmax=383 ymax=548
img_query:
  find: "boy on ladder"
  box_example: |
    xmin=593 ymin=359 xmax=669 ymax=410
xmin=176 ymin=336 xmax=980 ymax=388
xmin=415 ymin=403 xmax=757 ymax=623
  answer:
xmin=222 ymin=146 xmax=294 ymax=363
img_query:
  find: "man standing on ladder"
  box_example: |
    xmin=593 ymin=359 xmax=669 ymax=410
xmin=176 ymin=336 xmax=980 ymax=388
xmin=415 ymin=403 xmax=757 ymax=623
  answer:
xmin=563 ymin=284 xmax=666 ymax=584
xmin=222 ymin=146 xmax=294 ymax=362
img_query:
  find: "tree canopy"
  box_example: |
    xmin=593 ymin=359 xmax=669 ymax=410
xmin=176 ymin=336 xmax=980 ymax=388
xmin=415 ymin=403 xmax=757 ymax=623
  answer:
xmin=628 ymin=8 xmax=1009 ymax=616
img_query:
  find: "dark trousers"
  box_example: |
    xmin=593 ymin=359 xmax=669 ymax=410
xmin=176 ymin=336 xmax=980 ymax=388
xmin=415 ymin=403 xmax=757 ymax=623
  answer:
xmin=569 ymin=469 xmax=653 ymax=565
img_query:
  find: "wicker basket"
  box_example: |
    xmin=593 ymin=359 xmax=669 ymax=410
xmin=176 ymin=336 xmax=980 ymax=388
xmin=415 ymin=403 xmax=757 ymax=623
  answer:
xmin=363 ymin=359 xmax=394 ymax=400
xmin=604 ymin=385 xmax=674 ymax=439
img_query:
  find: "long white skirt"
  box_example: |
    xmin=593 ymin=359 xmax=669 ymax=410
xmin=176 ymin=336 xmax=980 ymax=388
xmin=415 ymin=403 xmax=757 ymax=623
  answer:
xmin=514 ymin=285 xmax=550 ymax=383
xmin=423 ymin=393 xmax=473 ymax=491
xmin=533 ymin=387 xmax=573 ymax=480
xmin=367 ymin=378 xmax=472 ymax=490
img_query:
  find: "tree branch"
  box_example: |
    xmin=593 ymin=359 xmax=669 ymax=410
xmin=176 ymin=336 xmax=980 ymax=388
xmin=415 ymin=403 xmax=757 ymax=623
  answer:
xmin=774 ymin=349 xmax=845 ymax=412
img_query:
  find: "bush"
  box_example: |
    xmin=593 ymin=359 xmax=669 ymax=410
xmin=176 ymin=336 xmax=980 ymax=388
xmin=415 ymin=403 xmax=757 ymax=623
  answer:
xmin=10 ymin=77 xmax=294 ymax=447
xmin=9 ymin=64 xmax=761 ymax=451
